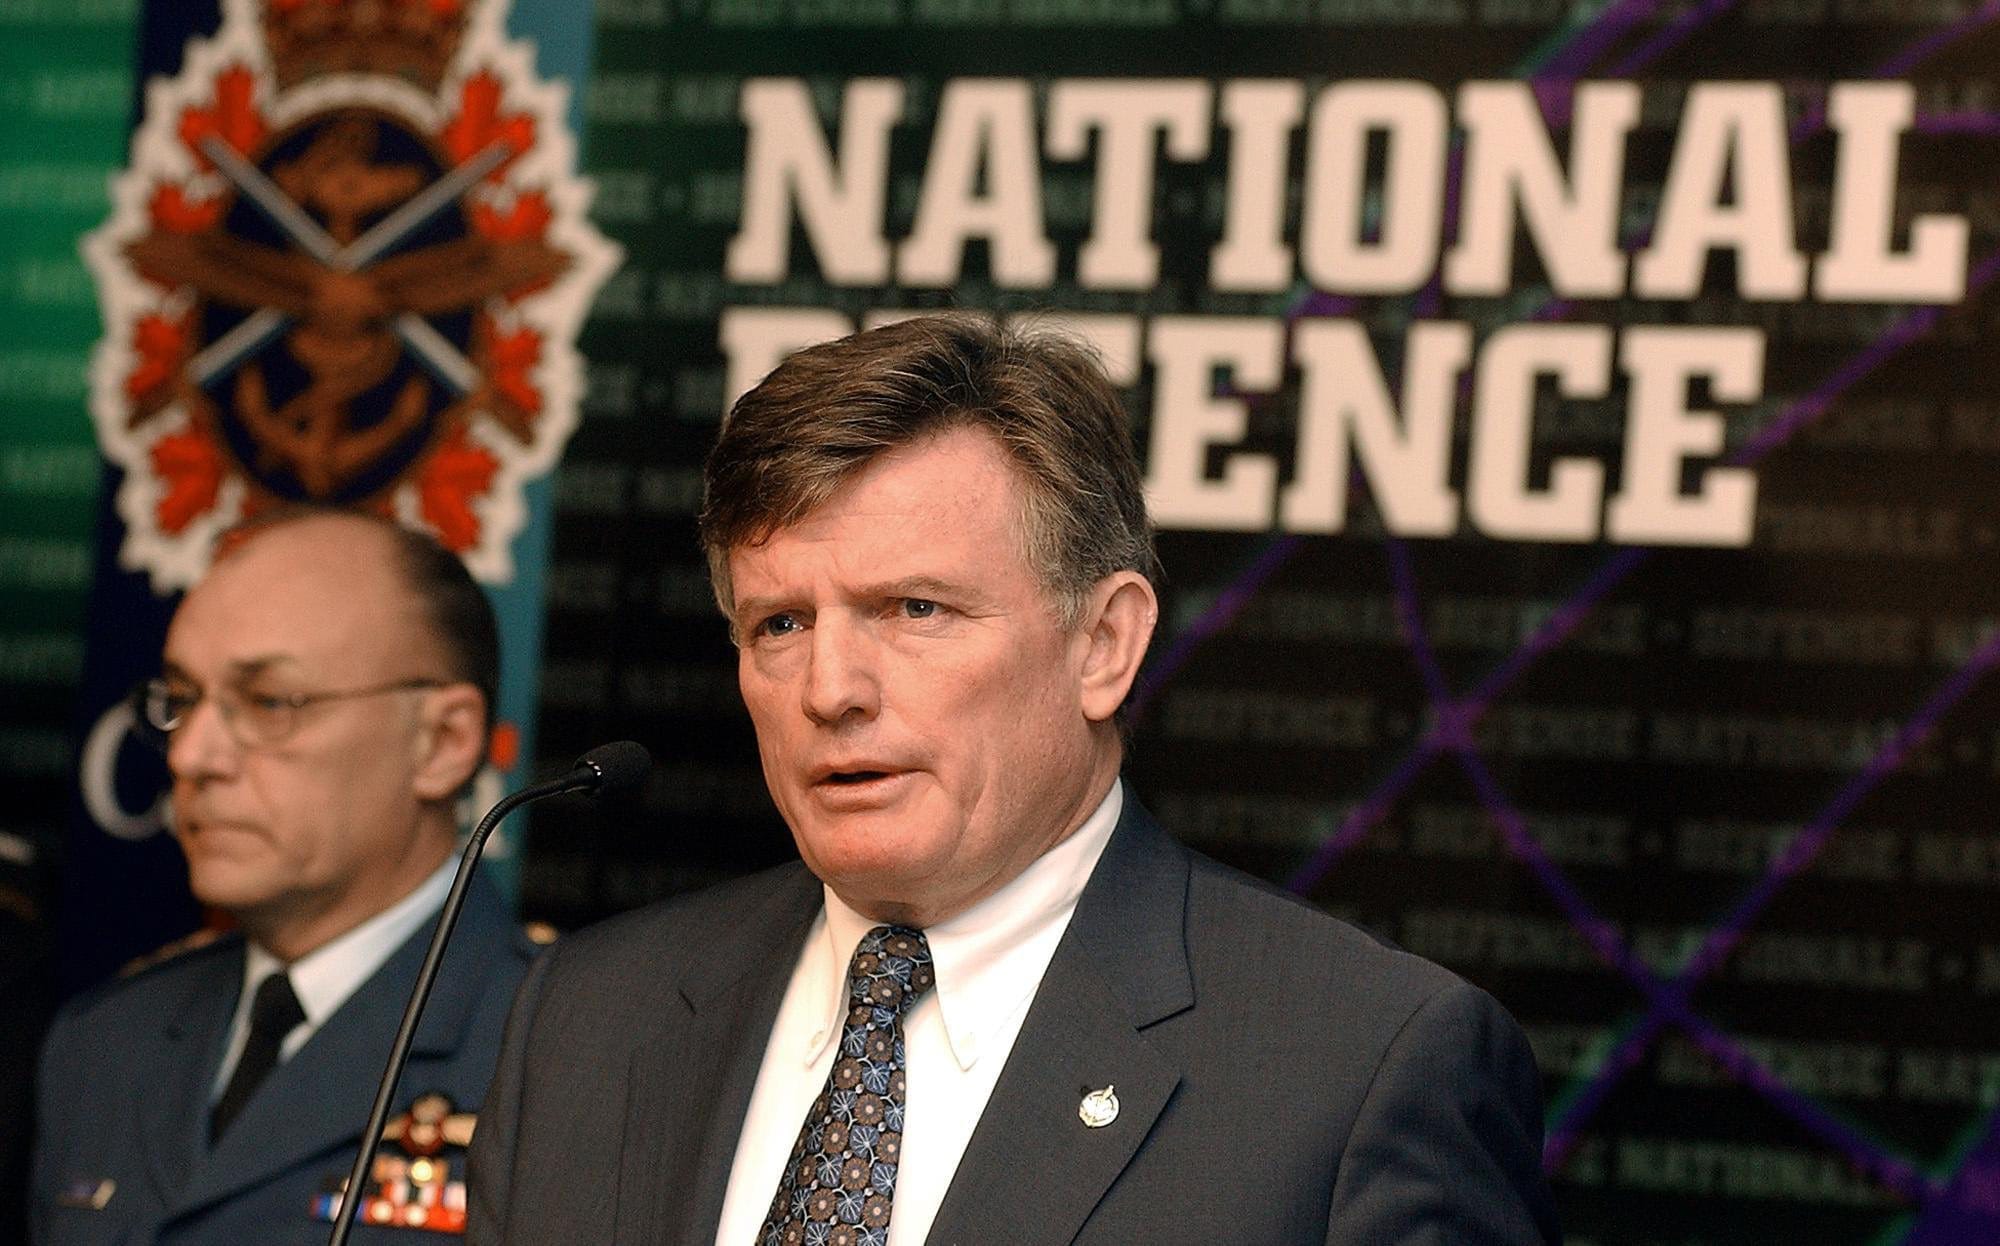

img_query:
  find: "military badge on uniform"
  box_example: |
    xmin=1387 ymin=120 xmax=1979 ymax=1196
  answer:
xmin=84 ymin=0 xmax=618 ymax=590
xmin=383 ymin=1090 xmax=479 ymax=1154
xmin=312 ymin=1092 xmax=477 ymax=1234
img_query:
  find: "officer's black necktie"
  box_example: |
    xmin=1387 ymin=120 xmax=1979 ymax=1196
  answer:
xmin=211 ymin=970 xmax=305 ymax=1143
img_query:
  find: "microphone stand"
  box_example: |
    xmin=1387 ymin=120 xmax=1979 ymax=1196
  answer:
xmin=324 ymin=762 xmax=602 ymax=1246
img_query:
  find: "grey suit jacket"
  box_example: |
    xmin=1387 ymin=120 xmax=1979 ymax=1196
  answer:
xmin=32 ymin=872 xmax=534 ymax=1246
xmin=469 ymin=798 xmax=1559 ymax=1244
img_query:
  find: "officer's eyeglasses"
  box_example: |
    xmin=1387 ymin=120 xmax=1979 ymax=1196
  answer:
xmin=134 ymin=675 xmax=447 ymax=750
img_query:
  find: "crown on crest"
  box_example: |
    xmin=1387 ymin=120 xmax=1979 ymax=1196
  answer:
xmin=262 ymin=0 xmax=470 ymax=92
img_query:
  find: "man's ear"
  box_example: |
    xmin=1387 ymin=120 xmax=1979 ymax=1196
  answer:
xmin=1077 ymin=571 xmax=1158 ymax=724
xmin=411 ymin=684 xmax=488 ymax=802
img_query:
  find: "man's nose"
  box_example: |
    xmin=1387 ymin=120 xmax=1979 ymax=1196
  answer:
xmin=802 ymin=616 xmax=880 ymax=726
xmin=166 ymin=692 xmax=242 ymax=781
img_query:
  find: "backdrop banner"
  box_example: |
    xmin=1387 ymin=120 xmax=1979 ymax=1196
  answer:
xmin=522 ymin=3 xmax=2000 ymax=1243
xmin=63 ymin=0 xmax=617 ymax=992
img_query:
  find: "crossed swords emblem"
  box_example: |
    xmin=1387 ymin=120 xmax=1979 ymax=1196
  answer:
xmin=127 ymin=120 xmax=567 ymax=497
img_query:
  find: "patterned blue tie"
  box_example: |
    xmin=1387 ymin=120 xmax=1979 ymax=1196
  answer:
xmin=758 ymin=925 xmax=935 ymax=1246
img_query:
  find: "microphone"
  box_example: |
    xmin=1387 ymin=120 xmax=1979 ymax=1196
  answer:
xmin=568 ymin=739 xmax=651 ymax=801
xmin=326 ymin=742 xmax=652 ymax=1246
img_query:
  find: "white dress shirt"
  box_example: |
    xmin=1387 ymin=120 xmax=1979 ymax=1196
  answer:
xmin=211 ymin=856 xmax=456 ymax=1100
xmin=713 ymin=780 xmax=1123 ymax=1246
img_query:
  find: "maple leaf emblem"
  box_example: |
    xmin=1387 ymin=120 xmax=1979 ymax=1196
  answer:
xmin=178 ymin=64 xmax=265 ymax=168
xmin=472 ymin=190 xmax=553 ymax=243
xmin=477 ymin=314 xmax=545 ymax=429
xmin=442 ymin=72 xmax=534 ymax=174
xmin=417 ymin=428 xmax=500 ymax=552
xmin=125 ymin=312 xmax=191 ymax=410
xmin=147 ymin=185 xmax=224 ymax=235
xmin=150 ymin=425 xmax=225 ymax=535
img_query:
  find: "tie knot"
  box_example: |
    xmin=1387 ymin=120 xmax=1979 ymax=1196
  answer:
xmin=846 ymin=925 xmax=934 ymax=1016
xmin=249 ymin=970 xmax=305 ymax=1037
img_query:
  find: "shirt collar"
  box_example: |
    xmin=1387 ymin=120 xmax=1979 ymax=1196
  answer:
xmin=803 ymin=779 xmax=1123 ymax=1071
xmin=240 ymin=855 xmax=457 ymax=1029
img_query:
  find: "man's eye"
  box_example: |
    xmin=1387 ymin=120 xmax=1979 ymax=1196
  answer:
xmin=757 ymin=612 xmax=802 ymax=638
xmin=901 ymin=599 xmax=938 ymax=620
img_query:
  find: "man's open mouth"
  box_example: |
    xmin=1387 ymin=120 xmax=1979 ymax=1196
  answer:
xmin=823 ymin=770 xmax=891 ymax=784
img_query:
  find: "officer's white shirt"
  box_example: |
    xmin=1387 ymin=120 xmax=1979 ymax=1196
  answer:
xmin=211 ymin=855 xmax=456 ymax=1099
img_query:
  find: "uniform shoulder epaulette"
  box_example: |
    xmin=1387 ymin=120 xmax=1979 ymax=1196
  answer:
xmin=522 ymin=920 xmax=560 ymax=948
xmin=117 ymin=925 xmax=231 ymax=978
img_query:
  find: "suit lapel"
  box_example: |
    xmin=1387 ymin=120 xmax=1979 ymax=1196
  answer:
xmin=617 ymin=865 xmax=822 ymax=1244
xmin=168 ymin=873 xmax=512 ymax=1219
xmin=926 ymin=798 xmax=1194 ymax=1246
xmin=137 ymin=938 xmax=244 ymax=1214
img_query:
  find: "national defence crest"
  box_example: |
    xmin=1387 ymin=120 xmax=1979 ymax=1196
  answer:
xmin=84 ymin=0 xmax=620 ymax=588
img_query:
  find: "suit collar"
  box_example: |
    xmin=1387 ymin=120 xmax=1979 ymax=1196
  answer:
xmin=675 ymin=861 xmax=822 ymax=1013
xmin=924 ymin=793 xmax=1193 ymax=1245
xmin=164 ymin=869 xmax=515 ymax=1221
xmin=1052 ymin=793 xmax=1195 ymax=1029
xmin=618 ymin=863 xmax=822 ymax=1242
xmin=809 ymin=780 xmax=1123 ymax=1074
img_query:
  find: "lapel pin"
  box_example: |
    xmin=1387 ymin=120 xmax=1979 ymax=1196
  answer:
xmin=1079 ymin=1084 xmax=1119 ymax=1128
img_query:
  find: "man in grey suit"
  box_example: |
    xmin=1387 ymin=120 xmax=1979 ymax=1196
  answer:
xmin=470 ymin=315 xmax=1560 ymax=1244
xmin=33 ymin=511 xmax=535 ymax=1245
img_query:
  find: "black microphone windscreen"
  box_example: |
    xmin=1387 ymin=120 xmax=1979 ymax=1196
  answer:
xmin=576 ymin=740 xmax=652 ymax=800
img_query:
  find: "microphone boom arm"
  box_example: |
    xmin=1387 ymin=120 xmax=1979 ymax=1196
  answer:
xmin=325 ymin=746 xmax=642 ymax=1246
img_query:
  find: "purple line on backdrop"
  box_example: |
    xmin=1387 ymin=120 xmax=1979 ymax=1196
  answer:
xmin=1904 ymin=1122 xmax=2000 ymax=1242
xmin=1282 ymin=224 xmax=2000 ymax=894
xmin=1379 ymin=518 xmax=1962 ymax=1193
xmin=1535 ymin=0 xmax=1668 ymax=82
xmin=1285 ymin=250 xmax=2000 ymax=1207
xmin=1127 ymin=534 xmax=1300 ymax=718
xmin=1606 ymin=0 xmax=1739 ymax=77
xmin=1732 ymin=251 xmax=2000 ymax=467
xmin=1120 ymin=3 xmax=2000 ymax=1219
xmin=1543 ymin=629 xmax=2000 ymax=1180
xmin=1452 ymin=749 xmax=1649 ymax=981
xmin=1874 ymin=0 xmax=2000 ymax=77
xmin=1678 ymin=1015 xmax=1939 ymax=1204
xmin=1529 ymin=613 xmax=2000 ymax=1175
xmin=1462 ymin=547 xmax=1650 ymax=716
xmin=1381 ymin=536 xmax=1452 ymax=704
xmin=1682 ymin=628 xmax=2000 ymax=987
xmin=1913 ymin=111 xmax=2000 ymax=136
xmin=1540 ymin=1012 xmax=1665 ymax=1170
xmin=1454 ymin=753 xmax=1938 ymax=1199
xmin=1132 ymin=0 xmax=1668 ymax=715
xmin=1281 ymin=738 xmax=1446 ymax=892
xmin=1792 ymin=4 xmax=2000 ymax=140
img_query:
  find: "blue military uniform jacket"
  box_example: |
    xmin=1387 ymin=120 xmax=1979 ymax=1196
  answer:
xmin=32 ymin=871 xmax=533 ymax=1246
